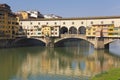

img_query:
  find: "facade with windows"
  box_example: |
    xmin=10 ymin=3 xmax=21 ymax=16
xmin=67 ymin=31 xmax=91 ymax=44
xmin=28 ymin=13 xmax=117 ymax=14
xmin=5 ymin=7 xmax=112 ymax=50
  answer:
xmin=0 ymin=4 xmax=19 ymax=39
xmin=25 ymin=24 xmax=60 ymax=38
xmin=86 ymin=24 xmax=120 ymax=37
xmin=86 ymin=24 xmax=113 ymax=37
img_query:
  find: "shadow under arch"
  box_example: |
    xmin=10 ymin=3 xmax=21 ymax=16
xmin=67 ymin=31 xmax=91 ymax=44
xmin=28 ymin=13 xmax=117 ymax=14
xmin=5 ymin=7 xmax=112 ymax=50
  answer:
xmin=13 ymin=38 xmax=46 ymax=47
xmin=54 ymin=38 xmax=94 ymax=47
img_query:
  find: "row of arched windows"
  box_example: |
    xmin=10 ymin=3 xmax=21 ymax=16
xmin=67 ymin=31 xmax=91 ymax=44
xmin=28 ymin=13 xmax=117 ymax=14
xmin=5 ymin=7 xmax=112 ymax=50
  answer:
xmin=60 ymin=26 xmax=86 ymax=34
xmin=24 ymin=21 xmax=114 ymax=25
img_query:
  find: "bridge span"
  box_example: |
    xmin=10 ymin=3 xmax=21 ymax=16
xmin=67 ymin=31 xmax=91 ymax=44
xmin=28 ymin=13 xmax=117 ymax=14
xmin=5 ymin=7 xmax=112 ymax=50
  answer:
xmin=14 ymin=34 xmax=119 ymax=49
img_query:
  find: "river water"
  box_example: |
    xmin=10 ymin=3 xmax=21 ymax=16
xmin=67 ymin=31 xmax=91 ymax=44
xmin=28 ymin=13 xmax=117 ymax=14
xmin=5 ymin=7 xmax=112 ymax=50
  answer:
xmin=0 ymin=40 xmax=120 ymax=80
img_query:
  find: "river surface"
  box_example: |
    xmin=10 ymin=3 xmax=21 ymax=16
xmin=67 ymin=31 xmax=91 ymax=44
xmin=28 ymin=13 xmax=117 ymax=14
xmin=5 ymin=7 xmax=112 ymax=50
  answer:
xmin=0 ymin=40 xmax=120 ymax=80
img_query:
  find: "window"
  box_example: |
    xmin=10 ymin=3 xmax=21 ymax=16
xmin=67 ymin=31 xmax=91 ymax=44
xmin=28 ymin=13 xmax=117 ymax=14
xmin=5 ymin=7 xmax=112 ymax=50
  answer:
xmin=81 ymin=22 xmax=83 ymax=24
xmin=93 ymin=32 xmax=95 ymax=35
xmin=63 ymin=22 xmax=65 ymax=25
xmin=51 ymin=27 xmax=54 ymax=30
xmin=72 ymin=22 xmax=74 ymax=25
xmin=88 ymin=33 xmax=91 ymax=35
xmin=88 ymin=28 xmax=91 ymax=30
xmin=55 ymin=29 xmax=57 ymax=31
xmin=38 ymin=33 xmax=41 ymax=35
xmin=38 ymin=28 xmax=41 ymax=31
xmin=51 ymin=32 xmax=53 ymax=34
xmin=101 ymin=21 xmax=103 ymax=24
xmin=108 ymin=33 xmax=114 ymax=35
xmin=30 ymin=22 xmax=32 ymax=25
xmin=109 ymin=29 xmax=113 ymax=31
xmin=91 ymin=21 xmax=93 ymax=24
xmin=93 ymin=28 xmax=96 ymax=31
xmin=112 ymin=21 xmax=114 ymax=24
xmin=38 ymin=22 xmax=40 ymax=25
xmin=54 ymin=22 xmax=57 ymax=25
xmin=46 ymin=22 xmax=48 ymax=25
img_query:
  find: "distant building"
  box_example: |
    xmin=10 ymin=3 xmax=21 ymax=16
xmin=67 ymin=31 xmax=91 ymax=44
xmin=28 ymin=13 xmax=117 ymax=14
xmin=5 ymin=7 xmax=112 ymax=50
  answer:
xmin=0 ymin=4 xmax=19 ymax=39
xmin=16 ymin=11 xmax=29 ymax=20
xmin=16 ymin=10 xmax=44 ymax=20
xmin=27 ymin=11 xmax=44 ymax=18
xmin=44 ymin=14 xmax=62 ymax=19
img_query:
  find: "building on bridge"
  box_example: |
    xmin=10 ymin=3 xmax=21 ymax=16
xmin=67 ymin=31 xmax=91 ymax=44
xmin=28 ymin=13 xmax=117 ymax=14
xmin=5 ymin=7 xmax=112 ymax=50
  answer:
xmin=25 ymin=25 xmax=60 ymax=38
xmin=19 ymin=16 xmax=120 ymax=37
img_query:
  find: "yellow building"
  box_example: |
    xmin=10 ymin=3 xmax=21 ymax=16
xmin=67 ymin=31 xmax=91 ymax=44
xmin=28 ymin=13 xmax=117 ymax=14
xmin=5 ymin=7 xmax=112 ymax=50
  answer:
xmin=41 ymin=25 xmax=60 ymax=37
xmin=0 ymin=4 xmax=19 ymax=39
xmin=41 ymin=25 xmax=51 ymax=37
xmin=108 ymin=24 xmax=114 ymax=37
xmin=86 ymin=25 xmax=96 ymax=37
xmin=16 ymin=11 xmax=29 ymax=20
xmin=86 ymin=24 xmax=115 ymax=37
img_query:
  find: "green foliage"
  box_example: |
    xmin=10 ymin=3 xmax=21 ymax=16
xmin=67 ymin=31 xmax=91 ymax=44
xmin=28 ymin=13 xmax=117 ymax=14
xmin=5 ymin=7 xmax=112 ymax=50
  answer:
xmin=92 ymin=68 xmax=120 ymax=80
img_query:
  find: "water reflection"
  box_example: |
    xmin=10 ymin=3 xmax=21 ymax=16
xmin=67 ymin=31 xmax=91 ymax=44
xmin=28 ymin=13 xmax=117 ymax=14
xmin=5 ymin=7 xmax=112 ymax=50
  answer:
xmin=109 ymin=40 xmax=120 ymax=56
xmin=0 ymin=46 xmax=120 ymax=80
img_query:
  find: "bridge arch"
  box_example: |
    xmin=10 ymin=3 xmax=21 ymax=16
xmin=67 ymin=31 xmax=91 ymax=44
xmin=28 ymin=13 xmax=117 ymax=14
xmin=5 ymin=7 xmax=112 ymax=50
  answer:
xmin=60 ymin=26 xmax=68 ymax=34
xmin=69 ymin=26 xmax=77 ymax=34
xmin=78 ymin=26 xmax=86 ymax=34
xmin=13 ymin=38 xmax=46 ymax=47
xmin=54 ymin=37 xmax=94 ymax=47
xmin=104 ymin=39 xmax=118 ymax=48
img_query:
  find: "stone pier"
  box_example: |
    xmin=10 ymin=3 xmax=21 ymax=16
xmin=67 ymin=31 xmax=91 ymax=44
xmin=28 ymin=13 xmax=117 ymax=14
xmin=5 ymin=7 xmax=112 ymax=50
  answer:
xmin=94 ymin=37 xmax=104 ymax=49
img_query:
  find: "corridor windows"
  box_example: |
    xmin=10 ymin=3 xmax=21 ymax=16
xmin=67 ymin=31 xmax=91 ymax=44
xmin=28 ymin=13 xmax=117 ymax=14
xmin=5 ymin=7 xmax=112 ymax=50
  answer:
xmin=91 ymin=21 xmax=93 ymax=24
xmin=38 ymin=22 xmax=40 ymax=25
xmin=69 ymin=26 xmax=77 ymax=34
xmin=78 ymin=26 xmax=86 ymax=34
xmin=112 ymin=21 xmax=114 ymax=24
xmin=46 ymin=22 xmax=48 ymax=25
xmin=101 ymin=21 xmax=103 ymax=24
xmin=72 ymin=22 xmax=74 ymax=25
xmin=30 ymin=22 xmax=32 ymax=25
xmin=63 ymin=22 xmax=65 ymax=25
xmin=81 ymin=22 xmax=84 ymax=24
xmin=54 ymin=22 xmax=57 ymax=25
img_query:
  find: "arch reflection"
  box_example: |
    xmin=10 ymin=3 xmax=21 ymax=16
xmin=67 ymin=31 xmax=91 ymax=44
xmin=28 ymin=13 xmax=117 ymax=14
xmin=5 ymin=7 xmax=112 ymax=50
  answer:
xmin=9 ymin=47 xmax=120 ymax=80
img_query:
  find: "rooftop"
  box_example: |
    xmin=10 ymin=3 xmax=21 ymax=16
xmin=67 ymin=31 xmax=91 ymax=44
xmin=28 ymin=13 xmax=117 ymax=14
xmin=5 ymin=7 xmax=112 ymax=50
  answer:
xmin=20 ymin=16 xmax=120 ymax=21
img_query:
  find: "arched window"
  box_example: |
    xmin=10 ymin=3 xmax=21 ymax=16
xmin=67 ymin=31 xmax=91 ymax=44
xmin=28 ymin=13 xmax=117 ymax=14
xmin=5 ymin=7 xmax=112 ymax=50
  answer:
xmin=78 ymin=26 xmax=86 ymax=34
xmin=69 ymin=26 xmax=77 ymax=34
xmin=60 ymin=26 xmax=68 ymax=34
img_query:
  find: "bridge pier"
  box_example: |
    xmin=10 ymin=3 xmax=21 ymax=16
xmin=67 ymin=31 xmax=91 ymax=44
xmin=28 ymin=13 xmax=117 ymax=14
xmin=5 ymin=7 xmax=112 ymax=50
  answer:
xmin=105 ymin=44 xmax=110 ymax=49
xmin=94 ymin=37 xmax=104 ymax=49
xmin=45 ymin=37 xmax=54 ymax=48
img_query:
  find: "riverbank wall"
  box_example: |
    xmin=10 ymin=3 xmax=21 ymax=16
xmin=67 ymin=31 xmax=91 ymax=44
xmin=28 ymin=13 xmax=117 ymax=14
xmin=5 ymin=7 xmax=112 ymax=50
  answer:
xmin=0 ymin=39 xmax=14 ymax=48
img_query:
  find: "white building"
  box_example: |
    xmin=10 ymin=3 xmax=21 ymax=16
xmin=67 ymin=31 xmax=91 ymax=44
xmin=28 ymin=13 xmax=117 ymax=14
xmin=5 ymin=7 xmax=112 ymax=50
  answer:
xmin=27 ymin=11 xmax=44 ymax=18
xmin=44 ymin=14 xmax=62 ymax=19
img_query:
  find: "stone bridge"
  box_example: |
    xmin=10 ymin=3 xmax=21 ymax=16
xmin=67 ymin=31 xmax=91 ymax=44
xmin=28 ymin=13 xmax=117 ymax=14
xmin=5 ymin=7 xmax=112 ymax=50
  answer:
xmin=32 ymin=34 xmax=118 ymax=49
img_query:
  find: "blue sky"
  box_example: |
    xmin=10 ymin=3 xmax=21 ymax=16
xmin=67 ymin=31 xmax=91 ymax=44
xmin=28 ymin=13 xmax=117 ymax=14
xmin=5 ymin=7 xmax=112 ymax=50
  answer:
xmin=0 ymin=0 xmax=120 ymax=17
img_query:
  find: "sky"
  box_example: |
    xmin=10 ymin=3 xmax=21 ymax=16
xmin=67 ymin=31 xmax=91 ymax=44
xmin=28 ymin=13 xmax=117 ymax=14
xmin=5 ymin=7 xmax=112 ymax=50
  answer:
xmin=0 ymin=0 xmax=120 ymax=17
